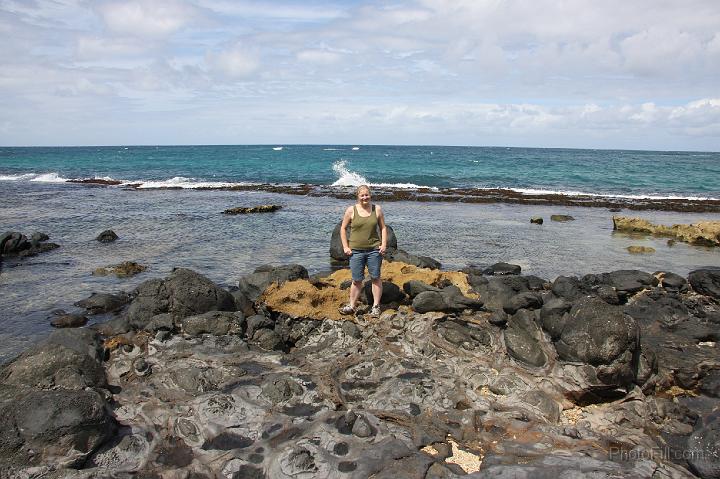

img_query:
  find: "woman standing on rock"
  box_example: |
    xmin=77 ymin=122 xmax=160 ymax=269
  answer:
xmin=339 ymin=185 xmax=387 ymax=317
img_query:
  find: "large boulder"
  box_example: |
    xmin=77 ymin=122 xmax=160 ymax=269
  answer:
xmin=237 ymin=264 xmax=309 ymax=301
xmin=0 ymin=329 xmax=106 ymax=390
xmin=553 ymin=296 xmax=640 ymax=386
xmin=592 ymin=270 xmax=659 ymax=297
xmin=0 ymin=388 xmax=116 ymax=468
xmin=689 ymin=268 xmax=720 ymax=300
xmin=126 ymin=268 xmax=236 ymax=329
xmin=330 ymin=222 xmax=398 ymax=262
xmin=363 ymin=280 xmax=406 ymax=305
xmin=473 ymin=275 xmax=541 ymax=312
xmin=483 ymin=262 xmax=522 ymax=276
xmin=75 ymin=292 xmax=131 ymax=314
xmin=411 ymin=286 xmax=483 ymax=313
xmin=384 ymin=248 xmax=441 ymax=270
xmin=0 ymin=231 xmax=59 ymax=259
xmin=504 ymin=310 xmax=547 ymax=367
xmin=180 ymin=311 xmax=246 ymax=337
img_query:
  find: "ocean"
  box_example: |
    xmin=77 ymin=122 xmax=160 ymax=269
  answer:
xmin=1 ymin=145 xmax=719 ymax=362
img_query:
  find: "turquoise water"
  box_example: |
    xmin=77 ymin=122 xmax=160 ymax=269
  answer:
xmin=1 ymin=145 xmax=719 ymax=198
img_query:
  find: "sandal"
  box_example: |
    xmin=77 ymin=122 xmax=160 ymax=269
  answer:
xmin=339 ymin=304 xmax=355 ymax=315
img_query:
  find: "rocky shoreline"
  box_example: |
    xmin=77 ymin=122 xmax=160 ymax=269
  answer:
xmin=2 ymin=235 xmax=720 ymax=478
xmin=64 ymin=178 xmax=720 ymax=213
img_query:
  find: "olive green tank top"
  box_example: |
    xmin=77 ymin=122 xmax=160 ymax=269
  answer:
xmin=349 ymin=205 xmax=380 ymax=250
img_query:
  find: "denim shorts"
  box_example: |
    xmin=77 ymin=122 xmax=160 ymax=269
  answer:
xmin=349 ymin=249 xmax=382 ymax=281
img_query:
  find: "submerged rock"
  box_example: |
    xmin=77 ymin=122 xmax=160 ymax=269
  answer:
xmin=223 ymin=205 xmax=282 ymax=214
xmin=93 ymin=261 xmax=148 ymax=278
xmin=0 ymin=231 xmax=59 ymax=259
xmin=96 ymin=229 xmax=119 ymax=242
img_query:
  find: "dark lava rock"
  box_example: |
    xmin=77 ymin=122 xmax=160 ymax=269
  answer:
xmin=530 ymin=216 xmax=543 ymax=224
xmin=474 ymin=275 xmax=533 ymax=311
xmin=661 ymin=272 xmax=689 ymax=292
xmin=75 ymin=292 xmax=131 ymax=314
xmin=50 ymin=314 xmax=88 ymax=328
xmin=687 ymin=416 xmax=720 ymax=478
xmin=246 ymin=314 xmax=274 ymax=339
xmin=341 ymin=321 xmax=362 ymax=339
xmin=384 ymin=248 xmax=441 ymax=270
xmin=223 ymin=205 xmax=282 ymax=214
xmin=402 ymin=280 xmax=442 ymax=299
xmin=550 ymin=214 xmax=575 ymax=222
xmin=0 ymin=388 xmax=115 ymax=468
xmin=503 ymin=291 xmax=543 ymax=314
xmin=700 ymin=370 xmax=720 ymax=398
xmin=126 ymin=268 xmax=236 ymax=329
xmin=96 ymin=229 xmax=119 ymax=242
xmin=181 ymin=311 xmax=245 ymax=336
xmin=689 ymin=268 xmax=720 ymax=299
xmin=554 ymin=296 xmax=639 ymax=386
xmin=0 ymin=231 xmax=59 ymax=258
xmin=238 ymin=264 xmax=309 ymax=301
xmin=595 ymin=284 xmax=620 ymax=305
xmin=551 ymin=276 xmax=587 ymax=301
xmin=1 ymin=231 xmax=29 ymax=254
xmin=1 ymin=328 xmax=106 ymax=390
xmin=624 ymin=293 xmax=690 ymax=330
xmin=144 ymin=313 xmax=175 ymax=332
xmin=91 ymin=316 xmax=131 ymax=336
xmin=252 ymin=329 xmax=284 ymax=351
xmin=442 ymin=285 xmax=483 ymax=311
xmin=539 ymin=297 xmax=572 ymax=339
xmin=231 ymin=289 xmax=256 ymax=316
xmin=488 ymin=310 xmax=509 ymax=327
xmin=364 ymin=280 xmax=406 ymax=305
xmin=483 ymin=262 xmax=522 ymax=276
xmin=504 ymin=310 xmax=547 ymax=367
xmin=598 ymin=270 xmax=659 ymax=296
xmin=413 ymin=291 xmax=447 ymax=313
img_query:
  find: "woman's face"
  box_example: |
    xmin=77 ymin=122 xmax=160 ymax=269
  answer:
xmin=357 ymin=188 xmax=371 ymax=204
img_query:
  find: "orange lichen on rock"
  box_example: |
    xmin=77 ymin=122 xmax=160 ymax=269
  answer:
xmin=261 ymin=261 xmax=476 ymax=320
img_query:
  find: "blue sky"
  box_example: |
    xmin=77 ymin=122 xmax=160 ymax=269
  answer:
xmin=1 ymin=0 xmax=719 ymax=150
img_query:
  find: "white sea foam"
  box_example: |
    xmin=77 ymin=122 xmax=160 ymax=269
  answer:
xmin=323 ymin=148 xmax=341 ymax=151
xmin=135 ymin=176 xmax=250 ymax=189
xmin=331 ymin=160 xmax=368 ymax=186
xmin=0 ymin=172 xmax=72 ymax=183
xmin=495 ymin=187 xmax=719 ymax=201
xmin=0 ymin=173 xmax=37 ymax=181
xmin=370 ymin=182 xmax=435 ymax=190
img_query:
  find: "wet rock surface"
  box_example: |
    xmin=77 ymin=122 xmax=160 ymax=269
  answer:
xmin=223 ymin=204 xmax=283 ymax=214
xmin=0 ymin=230 xmax=59 ymax=260
xmin=2 ymin=262 xmax=720 ymax=478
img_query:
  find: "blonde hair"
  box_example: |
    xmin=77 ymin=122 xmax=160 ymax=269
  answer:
xmin=356 ymin=184 xmax=371 ymax=197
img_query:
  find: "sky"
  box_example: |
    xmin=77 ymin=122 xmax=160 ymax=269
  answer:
xmin=1 ymin=0 xmax=719 ymax=150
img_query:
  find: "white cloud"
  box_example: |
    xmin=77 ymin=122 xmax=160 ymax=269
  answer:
xmin=95 ymin=0 xmax=198 ymax=37
xmin=296 ymin=49 xmax=343 ymax=64
xmin=206 ymin=43 xmax=259 ymax=79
